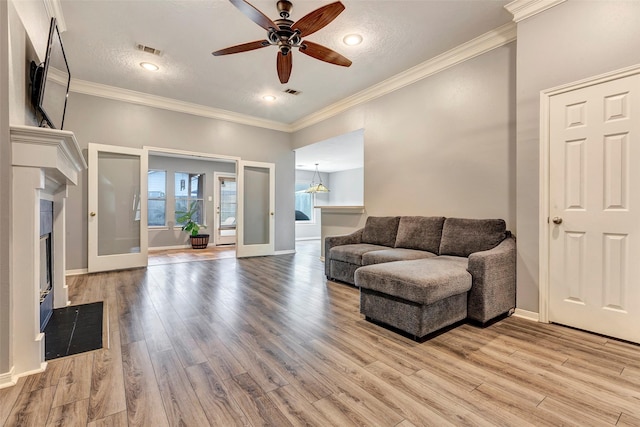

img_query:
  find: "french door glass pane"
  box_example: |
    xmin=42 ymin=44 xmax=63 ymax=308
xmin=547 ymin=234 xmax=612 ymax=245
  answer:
xmin=243 ymin=166 xmax=270 ymax=245
xmin=220 ymin=178 xmax=237 ymax=229
xmin=97 ymin=152 xmax=141 ymax=256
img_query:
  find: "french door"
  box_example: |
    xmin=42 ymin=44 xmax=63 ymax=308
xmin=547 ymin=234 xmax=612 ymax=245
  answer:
xmin=548 ymin=72 xmax=640 ymax=343
xmin=236 ymin=160 xmax=275 ymax=257
xmin=88 ymin=143 xmax=148 ymax=272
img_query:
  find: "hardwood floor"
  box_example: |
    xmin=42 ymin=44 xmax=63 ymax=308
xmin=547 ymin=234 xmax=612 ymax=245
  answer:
xmin=148 ymin=245 xmax=236 ymax=266
xmin=2 ymin=242 xmax=640 ymax=426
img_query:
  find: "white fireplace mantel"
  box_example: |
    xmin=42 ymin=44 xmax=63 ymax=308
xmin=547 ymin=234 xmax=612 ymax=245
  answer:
xmin=11 ymin=124 xmax=86 ymax=190
xmin=7 ymin=125 xmax=86 ymax=383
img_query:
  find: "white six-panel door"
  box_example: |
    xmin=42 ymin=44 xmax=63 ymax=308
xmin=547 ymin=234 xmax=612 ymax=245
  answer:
xmin=548 ymin=73 xmax=640 ymax=343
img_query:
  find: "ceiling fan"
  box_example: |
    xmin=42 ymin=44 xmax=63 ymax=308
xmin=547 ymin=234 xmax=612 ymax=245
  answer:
xmin=212 ymin=0 xmax=352 ymax=84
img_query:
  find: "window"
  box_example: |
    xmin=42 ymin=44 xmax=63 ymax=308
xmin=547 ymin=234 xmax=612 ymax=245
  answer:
xmin=147 ymin=170 xmax=166 ymax=226
xmin=295 ymin=182 xmax=314 ymax=222
xmin=175 ymin=172 xmax=205 ymax=225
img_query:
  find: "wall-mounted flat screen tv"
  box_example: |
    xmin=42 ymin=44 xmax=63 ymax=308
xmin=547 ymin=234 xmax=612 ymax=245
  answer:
xmin=35 ymin=17 xmax=71 ymax=130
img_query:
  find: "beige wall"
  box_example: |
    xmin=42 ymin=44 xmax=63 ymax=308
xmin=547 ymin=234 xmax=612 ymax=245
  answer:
xmin=515 ymin=1 xmax=640 ymax=312
xmin=0 ymin=0 xmax=12 ymax=377
xmin=63 ymin=93 xmax=295 ymax=269
xmin=294 ymin=42 xmax=517 ymax=254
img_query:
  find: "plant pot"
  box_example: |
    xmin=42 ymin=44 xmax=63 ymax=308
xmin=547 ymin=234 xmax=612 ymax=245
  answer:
xmin=189 ymin=234 xmax=210 ymax=249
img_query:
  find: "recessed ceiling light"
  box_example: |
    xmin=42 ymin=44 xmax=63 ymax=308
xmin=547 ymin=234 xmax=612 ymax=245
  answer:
xmin=140 ymin=62 xmax=159 ymax=72
xmin=343 ymin=34 xmax=363 ymax=46
xmin=263 ymin=95 xmax=276 ymax=102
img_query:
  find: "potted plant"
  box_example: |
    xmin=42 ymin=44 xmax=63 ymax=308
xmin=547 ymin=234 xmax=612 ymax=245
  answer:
xmin=176 ymin=201 xmax=209 ymax=249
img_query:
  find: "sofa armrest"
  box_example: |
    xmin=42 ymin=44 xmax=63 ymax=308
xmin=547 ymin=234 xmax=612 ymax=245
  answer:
xmin=324 ymin=229 xmax=364 ymax=276
xmin=466 ymin=236 xmax=516 ymax=323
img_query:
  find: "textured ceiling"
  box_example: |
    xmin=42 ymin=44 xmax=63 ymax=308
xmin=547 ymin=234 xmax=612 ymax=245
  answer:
xmin=59 ymin=0 xmax=512 ymax=125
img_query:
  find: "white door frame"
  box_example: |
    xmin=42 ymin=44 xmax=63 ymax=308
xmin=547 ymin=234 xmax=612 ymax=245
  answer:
xmin=539 ymin=63 xmax=640 ymax=323
xmin=213 ymin=171 xmax=237 ymax=245
xmin=88 ymin=143 xmax=148 ymax=272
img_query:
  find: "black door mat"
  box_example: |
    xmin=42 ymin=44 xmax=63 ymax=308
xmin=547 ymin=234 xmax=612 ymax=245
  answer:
xmin=44 ymin=301 xmax=103 ymax=360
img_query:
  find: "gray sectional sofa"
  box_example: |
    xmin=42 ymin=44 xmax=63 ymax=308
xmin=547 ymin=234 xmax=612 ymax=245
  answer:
xmin=325 ymin=216 xmax=516 ymax=339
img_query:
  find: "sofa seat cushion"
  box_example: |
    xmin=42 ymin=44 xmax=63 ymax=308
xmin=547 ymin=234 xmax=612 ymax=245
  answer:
xmin=362 ymin=248 xmax=437 ymax=266
xmin=330 ymin=244 xmax=390 ymax=266
xmin=355 ymin=257 xmax=472 ymax=305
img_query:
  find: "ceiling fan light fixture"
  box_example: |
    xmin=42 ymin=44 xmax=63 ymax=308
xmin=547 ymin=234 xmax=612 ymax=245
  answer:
xmin=213 ymin=0 xmax=351 ymax=83
xmin=140 ymin=62 xmax=159 ymax=72
xmin=343 ymin=34 xmax=363 ymax=46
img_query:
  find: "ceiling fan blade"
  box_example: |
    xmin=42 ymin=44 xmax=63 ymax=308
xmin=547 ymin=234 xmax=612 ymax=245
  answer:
xmin=299 ymin=41 xmax=352 ymax=67
xmin=292 ymin=1 xmax=345 ymax=37
xmin=277 ymin=51 xmax=292 ymax=84
xmin=229 ymin=0 xmax=279 ymax=31
xmin=212 ymin=40 xmax=269 ymax=56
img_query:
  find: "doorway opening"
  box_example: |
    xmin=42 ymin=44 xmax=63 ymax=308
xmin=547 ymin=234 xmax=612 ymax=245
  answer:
xmin=146 ymin=148 xmax=237 ymax=265
xmin=293 ymin=129 xmax=365 ymax=253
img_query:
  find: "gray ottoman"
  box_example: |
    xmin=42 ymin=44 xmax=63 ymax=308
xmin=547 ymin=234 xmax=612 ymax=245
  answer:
xmin=355 ymin=257 xmax=472 ymax=339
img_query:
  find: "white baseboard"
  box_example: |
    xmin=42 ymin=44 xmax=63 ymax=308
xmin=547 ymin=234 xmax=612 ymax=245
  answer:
xmin=274 ymin=250 xmax=296 ymax=255
xmin=513 ymin=308 xmax=540 ymax=322
xmin=66 ymin=268 xmax=88 ymax=276
xmin=0 ymin=368 xmax=15 ymax=389
xmin=295 ymin=237 xmax=321 ymax=241
xmin=149 ymin=244 xmax=192 ymax=251
xmin=149 ymin=242 xmax=230 ymax=251
xmin=0 ymin=363 xmax=47 ymax=389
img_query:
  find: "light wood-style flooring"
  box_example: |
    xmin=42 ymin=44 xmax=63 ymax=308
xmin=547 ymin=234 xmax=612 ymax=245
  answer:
xmin=2 ymin=243 xmax=640 ymax=426
xmin=148 ymin=245 xmax=236 ymax=266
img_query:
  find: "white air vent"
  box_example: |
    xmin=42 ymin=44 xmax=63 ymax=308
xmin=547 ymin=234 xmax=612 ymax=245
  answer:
xmin=136 ymin=43 xmax=162 ymax=56
xmin=283 ymin=88 xmax=302 ymax=95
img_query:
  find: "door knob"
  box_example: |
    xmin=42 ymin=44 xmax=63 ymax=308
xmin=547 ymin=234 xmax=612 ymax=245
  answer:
xmin=552 ymin=217 xmax=563 ymax=224
xmin=90 ymin=212 xmax=96 ymax=217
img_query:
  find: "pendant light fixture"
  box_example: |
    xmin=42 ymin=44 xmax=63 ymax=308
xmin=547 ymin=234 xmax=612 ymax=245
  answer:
xmin=305 ymin=163 xmax=329 ymax=193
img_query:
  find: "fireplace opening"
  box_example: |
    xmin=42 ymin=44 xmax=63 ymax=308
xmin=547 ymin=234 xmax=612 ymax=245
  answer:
xmin=40 ymin=200 xmax=54 ymax=331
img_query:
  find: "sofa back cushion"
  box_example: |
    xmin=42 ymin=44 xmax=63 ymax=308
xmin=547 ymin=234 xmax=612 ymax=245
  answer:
xmin=439 ymin=218 xmax=507 ymax=257
xmin=394 ymin=216 xmax=445 ymax=254
xmin=361 ymin=216 xmax=401 ymax=247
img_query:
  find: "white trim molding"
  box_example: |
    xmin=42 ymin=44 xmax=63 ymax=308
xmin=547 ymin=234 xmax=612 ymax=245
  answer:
xmin=275 ymin=250 xmax=296 ymax=256
xmin=66 ymin=268 xmax=89 ymax=276
xmin=505 ymin=0 xmax=566 ymax=23
xmin=43 ymin=0 xmax=67 ymax=32
xmin=0 ymin=367 xmax=15 ymax=389
xmin=290 ymin=22 xmax=516 ymax=132
xmin=538 ymin=63 xmax=640 ymax=324
xmin=513 ymin=309 xmax=540 ymax=322
xmin=70 ymin=79 xmax=291 ymax=133
xmin=69 ymin=22 xmax=516 ymax=134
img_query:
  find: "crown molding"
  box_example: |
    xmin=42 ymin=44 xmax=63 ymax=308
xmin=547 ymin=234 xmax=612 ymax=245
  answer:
xmin=70 ymin=79 xmax=292 ymax=133
xmin=69 ymin=22 xmax=516 ymax=134
xmin=42 ymin=0 xmax=66 ymax=32
xmin=505 ymin=0 xmax=566 ymax=23
xmin=289 ymin=22 xmax=517 ymax=132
